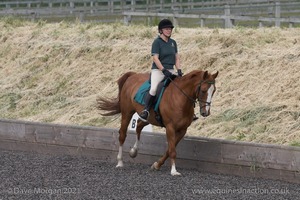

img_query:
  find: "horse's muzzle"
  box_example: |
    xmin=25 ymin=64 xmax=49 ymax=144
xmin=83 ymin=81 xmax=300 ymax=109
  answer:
xmin=200 ymin=108 xmax=210 ymax=117
xmin=201 ymin=112 xmax=209 ymax=117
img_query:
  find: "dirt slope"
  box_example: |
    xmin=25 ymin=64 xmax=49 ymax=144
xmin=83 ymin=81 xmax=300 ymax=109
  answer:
xmin=0 ymin=19 xmax=299 ymax=145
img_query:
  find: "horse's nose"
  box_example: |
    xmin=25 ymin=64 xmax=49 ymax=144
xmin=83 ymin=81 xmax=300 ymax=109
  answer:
xmin=201 ymin=110 xmax=210 ymax=117
xmin=201 ymin=112 xmax=208 ymax=117
xmin=200 ymin=106 xmax=210 ymax=117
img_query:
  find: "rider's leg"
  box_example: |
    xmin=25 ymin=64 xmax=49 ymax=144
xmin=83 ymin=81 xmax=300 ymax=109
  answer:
xmin=138 ymin=93 xmax=155 ymax=122
xmin=138 ymin=69 xmax=165 ymax=122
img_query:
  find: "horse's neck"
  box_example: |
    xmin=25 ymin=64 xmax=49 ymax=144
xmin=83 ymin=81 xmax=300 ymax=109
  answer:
xmin=170 ymin=79 xmax=197 ymax=105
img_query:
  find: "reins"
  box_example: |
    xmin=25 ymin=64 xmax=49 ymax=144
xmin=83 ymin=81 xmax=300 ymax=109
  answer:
xmin=168 ymin=77 xmax=215 ymax=108
xmin=167 ymin=77 xmax=196 ymax=105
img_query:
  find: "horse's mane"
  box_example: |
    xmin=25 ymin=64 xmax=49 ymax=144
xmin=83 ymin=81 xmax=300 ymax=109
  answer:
xmin=177 ymin=70 xmax=203 ymax=82
xmin=183 ymin=70 xmax=202 ymax=77
xmin=180 ymin=70 xmax=216 ymax=82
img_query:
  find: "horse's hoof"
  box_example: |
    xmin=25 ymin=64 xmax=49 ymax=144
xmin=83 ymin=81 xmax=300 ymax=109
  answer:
xmin=129 ymin=148 xmax=138 ymax=158
xmin=116 ymin=161 xmax=124 ymax=168
xmin=171 ymin=171 xmax=182 ymax=176
xmin=151 ymin=162 xmax=160 ymax=170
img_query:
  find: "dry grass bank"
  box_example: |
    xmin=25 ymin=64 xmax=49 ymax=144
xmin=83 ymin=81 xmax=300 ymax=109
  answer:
xmin=0 ymin=18 xmax=299 ymax=146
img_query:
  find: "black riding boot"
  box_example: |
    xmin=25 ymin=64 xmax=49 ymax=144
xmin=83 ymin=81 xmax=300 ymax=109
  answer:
xmin=138 ymin=94 xmax=155 ymax=122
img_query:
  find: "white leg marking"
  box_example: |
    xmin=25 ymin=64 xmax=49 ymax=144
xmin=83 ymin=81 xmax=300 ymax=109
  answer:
xmin=171 ymin=163 xmax=181 ymax=176
xmin=116 ymin=145 xmax=124 ymax=168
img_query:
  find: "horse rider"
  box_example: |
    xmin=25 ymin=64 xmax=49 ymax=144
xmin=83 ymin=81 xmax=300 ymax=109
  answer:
xmin=138 ymin=19 xmax=183 ymax=122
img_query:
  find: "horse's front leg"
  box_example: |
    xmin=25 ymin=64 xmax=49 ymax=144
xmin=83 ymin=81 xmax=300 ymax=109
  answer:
xmin=152 ymin=138 xmax=180 ymax=176
xmin=169 ymin=139 xmax=181 ymax=176
xmin=170 ymin=129 xmax=187 ymax=175
xmin=151 ymin=145 xmax=179 ymax=175
xmin=151 ymin=151 xmax=169 ymax=170
xmin=151 ymin=126 xmax=182 ymax=176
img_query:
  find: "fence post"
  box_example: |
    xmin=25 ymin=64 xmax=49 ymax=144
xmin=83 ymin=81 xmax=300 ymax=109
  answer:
xmin=189 ymin=0 xmax=194 ymax=9
xmin=70 ymin=1 xmax=75 ymax=14
xmin=159 ymin=0 xmax=163 ymax=10
xmin=124 ymin=15 xmax=132 ymax=26
xmin=224 ymin=5 xmax=233 ymax=28
xmin=131 ymin=0 xmax=136 ymax=11
xmin=30 ymin=12 xmax=36 ymax=23
xmin=109 ymin=0 xmax=114 ymax=13
xmin=79 ymin=11 xmax=84 ymax=23
xmin=275 ymin=2 xmax=281 ymax=27
xmin=173 ymin=8 xmax=179 ymax=27
xmin=126 ymin=0 xmax=135 ymax=24
xmin=200 ymin=18 xmax=205 ymax=27
xmin=90 ymin=1 xmax=94 ymax=14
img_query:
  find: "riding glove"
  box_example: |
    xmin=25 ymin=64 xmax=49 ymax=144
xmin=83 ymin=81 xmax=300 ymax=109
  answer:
xmin=162 ymin=68 xmax=172 ymax=78
xmin=177 ymin=69 xmax=183 ymax=77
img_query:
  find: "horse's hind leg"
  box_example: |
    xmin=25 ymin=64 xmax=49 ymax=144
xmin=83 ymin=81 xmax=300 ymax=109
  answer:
xmin=129 ymin=120 xmax=148 ymax=158
xmin=116 ymin=113 xmax=133 ymax=168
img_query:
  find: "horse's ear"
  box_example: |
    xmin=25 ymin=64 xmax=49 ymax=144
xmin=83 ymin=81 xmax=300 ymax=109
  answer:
xmin=212 ymin=71 xmax=219 ymax=79
xmin=203 ymin=71 xmax=209 ymax=80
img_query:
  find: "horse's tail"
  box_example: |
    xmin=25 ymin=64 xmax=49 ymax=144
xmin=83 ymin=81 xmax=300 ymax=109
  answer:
xmin=97 ymin=71 xmax=136 ymax=116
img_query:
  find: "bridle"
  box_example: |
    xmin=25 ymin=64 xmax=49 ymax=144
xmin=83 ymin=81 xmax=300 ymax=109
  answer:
xmin=169 ymin=78 xmax=216 ymax=109
xmin=196 ymin=80 xmax=216 ymax=112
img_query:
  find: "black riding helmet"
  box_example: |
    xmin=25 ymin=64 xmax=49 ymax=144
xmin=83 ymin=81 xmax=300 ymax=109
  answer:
xmin=158 ymin=19 xmax=174 ymax=33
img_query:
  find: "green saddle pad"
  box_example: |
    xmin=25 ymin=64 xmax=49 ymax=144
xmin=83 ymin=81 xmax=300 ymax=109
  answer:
xmin=134 ymin=80 xmax=168 ymax=112
xmin=134 ymin=80 xmax=151 ymax=106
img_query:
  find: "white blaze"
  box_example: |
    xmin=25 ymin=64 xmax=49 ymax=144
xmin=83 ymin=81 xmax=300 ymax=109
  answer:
xmin=206 ymin=84 xmax=215 ymax=112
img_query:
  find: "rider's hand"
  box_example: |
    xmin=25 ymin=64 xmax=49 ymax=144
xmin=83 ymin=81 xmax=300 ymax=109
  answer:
xmin=162 ymin=68 xmax=172 ymax=78
xmin=177 ymin=69 xmax=183 ymax=77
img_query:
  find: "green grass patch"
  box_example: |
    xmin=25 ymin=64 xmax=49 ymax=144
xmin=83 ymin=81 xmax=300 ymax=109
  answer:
xmin=212 ymin=106 xmax=287 ymax=124
xmin=290 ymin=141 xmax=300 ymax=147
xmin=210 ymin=105 xmax=287 ymax=138
xmin=0 ymin=92 xmax=22 ymax=111
xmin=0 ymin=16 xmax=26 ymax=27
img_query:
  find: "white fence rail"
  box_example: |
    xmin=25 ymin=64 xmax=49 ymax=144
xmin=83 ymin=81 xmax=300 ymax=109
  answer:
xmin=123 ymin=3 xmax=300 ymax=28
xmin=0 ymin=0 xmax=300 ymax=28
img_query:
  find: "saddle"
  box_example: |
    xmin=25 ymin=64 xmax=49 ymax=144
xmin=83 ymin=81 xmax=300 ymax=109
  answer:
xmin=134 ymin=74 xmax=177 ymax=127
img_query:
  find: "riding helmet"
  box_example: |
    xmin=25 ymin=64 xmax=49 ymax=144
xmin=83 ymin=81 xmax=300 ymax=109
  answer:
xmin=158 ymin=19 xmax=174 ymax=31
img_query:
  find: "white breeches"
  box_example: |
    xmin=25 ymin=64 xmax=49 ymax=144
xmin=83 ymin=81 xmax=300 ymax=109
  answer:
xmin=149 ymin=69 xmax=174 ymax=96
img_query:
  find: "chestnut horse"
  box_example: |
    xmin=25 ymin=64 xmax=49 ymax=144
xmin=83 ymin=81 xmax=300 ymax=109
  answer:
xmin=97 ymin=70 xmax=218 ymax=176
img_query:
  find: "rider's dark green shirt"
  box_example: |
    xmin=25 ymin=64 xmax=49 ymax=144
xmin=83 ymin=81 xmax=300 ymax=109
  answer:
xmin=151 ymin=36 xmax=178 ymax=70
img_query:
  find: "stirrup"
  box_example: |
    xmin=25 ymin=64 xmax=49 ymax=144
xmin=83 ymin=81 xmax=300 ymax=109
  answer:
xmin=138 ymin=110 xmax=149 ymax=122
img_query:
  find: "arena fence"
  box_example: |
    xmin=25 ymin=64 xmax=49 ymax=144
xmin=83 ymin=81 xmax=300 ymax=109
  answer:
xmin=0 ymin=118 xmax=299 ymax=183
